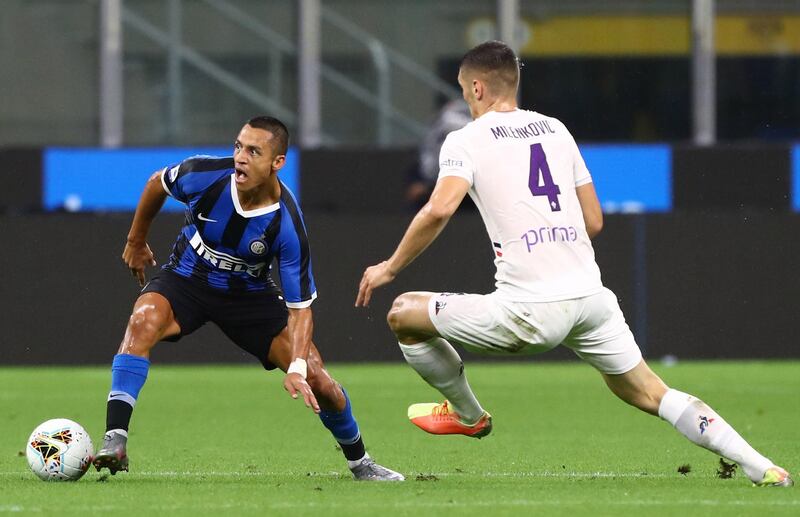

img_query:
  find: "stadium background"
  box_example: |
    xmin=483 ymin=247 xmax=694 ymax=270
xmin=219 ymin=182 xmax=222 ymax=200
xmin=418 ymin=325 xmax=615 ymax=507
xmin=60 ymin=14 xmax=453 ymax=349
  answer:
xmin=2 ymin=0 xmax=799 ymax=366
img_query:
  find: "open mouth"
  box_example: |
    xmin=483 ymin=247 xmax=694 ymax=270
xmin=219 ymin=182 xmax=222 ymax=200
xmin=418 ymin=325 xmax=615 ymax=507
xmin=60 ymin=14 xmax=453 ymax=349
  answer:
xmin=234 ymin=168 xmax=248 ymax=183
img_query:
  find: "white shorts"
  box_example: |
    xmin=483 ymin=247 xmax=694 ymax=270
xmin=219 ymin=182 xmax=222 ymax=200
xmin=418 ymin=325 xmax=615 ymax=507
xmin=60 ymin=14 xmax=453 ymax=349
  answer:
xmin=427 ymin=287 xmax=642 ymax=375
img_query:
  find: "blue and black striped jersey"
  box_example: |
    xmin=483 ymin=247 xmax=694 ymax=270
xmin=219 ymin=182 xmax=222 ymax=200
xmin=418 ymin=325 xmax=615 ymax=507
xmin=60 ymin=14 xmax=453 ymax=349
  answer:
xmin=158 ymin=155 xmax=317 ymax=308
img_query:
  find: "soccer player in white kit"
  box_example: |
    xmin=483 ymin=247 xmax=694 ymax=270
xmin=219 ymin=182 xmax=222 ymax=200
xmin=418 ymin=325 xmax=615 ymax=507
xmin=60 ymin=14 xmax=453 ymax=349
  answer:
xmin=356 ymin=41 xmax=792 ymax=487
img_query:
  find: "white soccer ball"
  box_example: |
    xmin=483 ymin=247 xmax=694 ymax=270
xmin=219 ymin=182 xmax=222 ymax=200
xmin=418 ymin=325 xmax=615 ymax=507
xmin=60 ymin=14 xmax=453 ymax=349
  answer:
xmin=26 ymin=419 xmax=94 ymax=481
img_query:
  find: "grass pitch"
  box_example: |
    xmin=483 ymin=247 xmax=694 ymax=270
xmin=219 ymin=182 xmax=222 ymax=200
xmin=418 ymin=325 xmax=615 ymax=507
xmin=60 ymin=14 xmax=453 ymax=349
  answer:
xmin=1 ymin=361 xmax=797 ymax=515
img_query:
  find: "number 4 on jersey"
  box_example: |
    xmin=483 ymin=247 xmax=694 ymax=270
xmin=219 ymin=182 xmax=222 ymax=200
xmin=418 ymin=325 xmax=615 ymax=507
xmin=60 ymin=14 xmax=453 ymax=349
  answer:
xmin=528 ymin=143 xmax=561 ymax=211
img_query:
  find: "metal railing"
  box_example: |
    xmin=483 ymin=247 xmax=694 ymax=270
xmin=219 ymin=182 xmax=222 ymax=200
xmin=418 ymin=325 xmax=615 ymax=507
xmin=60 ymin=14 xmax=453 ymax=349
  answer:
xmin=320 ymin=4 xmax=461 ymax=144
xmin=120 ymin=3 xmax=319 ymax=141
xmin=200 ymin=0 xmax=427 ymax=145
xmin=117 ymin=0 xmax=461 ymax=147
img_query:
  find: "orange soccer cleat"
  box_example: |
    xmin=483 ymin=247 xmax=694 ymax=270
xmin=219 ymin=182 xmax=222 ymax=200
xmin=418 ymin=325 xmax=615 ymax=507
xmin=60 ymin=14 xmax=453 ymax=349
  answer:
xmin=407 ymin=401 xmax=492 ymax=438
xmin=754 ymin=466 xmax=794 ymax=487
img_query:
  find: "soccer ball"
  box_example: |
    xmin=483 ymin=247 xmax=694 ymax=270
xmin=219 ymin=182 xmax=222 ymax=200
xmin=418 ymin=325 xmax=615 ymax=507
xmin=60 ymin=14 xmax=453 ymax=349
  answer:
xmin=26 ymin=419 xmax=94 ymax=481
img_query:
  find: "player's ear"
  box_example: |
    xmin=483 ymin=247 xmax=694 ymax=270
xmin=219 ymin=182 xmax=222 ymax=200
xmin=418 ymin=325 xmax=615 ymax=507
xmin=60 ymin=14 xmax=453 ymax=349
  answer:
xmin=271 ymin=154 xmax=286 ymax=172
xmin=472 ymin=78 xmax=483 ymax=101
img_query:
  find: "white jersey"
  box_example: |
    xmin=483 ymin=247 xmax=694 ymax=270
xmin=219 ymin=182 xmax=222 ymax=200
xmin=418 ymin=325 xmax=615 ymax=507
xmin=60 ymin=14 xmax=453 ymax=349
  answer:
xmin=437 ymin=109 xmax=603 ymax=302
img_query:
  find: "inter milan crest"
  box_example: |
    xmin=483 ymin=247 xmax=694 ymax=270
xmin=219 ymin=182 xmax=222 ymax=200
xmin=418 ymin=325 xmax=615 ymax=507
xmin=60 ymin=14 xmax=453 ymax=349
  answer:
xmin=249 ymin=239 xmax=267 ymax=255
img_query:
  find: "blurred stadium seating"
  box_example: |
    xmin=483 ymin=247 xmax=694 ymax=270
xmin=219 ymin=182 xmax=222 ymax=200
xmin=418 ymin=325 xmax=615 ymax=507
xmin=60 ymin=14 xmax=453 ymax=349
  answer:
xmin=1 ymin=0 xmax=798 ymax=364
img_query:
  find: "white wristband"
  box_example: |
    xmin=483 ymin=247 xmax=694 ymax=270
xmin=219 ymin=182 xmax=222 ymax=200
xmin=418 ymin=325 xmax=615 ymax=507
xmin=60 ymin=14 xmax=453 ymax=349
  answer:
xmin=287 ymin=358 xmax=308 ymax=379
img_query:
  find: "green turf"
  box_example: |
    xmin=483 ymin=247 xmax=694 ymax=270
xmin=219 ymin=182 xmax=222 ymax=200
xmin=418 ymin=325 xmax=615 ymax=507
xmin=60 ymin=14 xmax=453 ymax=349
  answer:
xmin=1 ymin=361 xmax=797 ymax=515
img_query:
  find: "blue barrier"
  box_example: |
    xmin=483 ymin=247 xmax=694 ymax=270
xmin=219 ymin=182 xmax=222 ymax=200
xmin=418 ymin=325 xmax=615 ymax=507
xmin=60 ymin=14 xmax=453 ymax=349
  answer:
xmin=43 ymin=147 xmax=300 ymax=211
xmin=793 ymin=145 xmax=800 ymax=212
xmin=580 ymin=145 xmax=672 ymax=213
xmin=43 ymin=145 xmax=667 ymax=212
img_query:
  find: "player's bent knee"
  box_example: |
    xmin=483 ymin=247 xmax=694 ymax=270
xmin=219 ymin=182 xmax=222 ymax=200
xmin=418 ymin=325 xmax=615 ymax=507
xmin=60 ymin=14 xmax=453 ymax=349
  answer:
xmin=387 ymin=293 xmax=439 ymax=344
xmin=126 ymin=305 xmax=171 ymax=344
xmin=386 ymin=292 xmax=423 ymax=334
xmin=386 ymin=296 xmax=406 ymax=334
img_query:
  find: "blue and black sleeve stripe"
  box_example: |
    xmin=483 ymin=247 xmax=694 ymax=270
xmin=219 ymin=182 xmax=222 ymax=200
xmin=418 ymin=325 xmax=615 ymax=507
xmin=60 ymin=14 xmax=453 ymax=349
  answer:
xmin=163 ymin=156 xmax=234 ymax=202
xmin=278 ymin=185 xmax=316 ymax=305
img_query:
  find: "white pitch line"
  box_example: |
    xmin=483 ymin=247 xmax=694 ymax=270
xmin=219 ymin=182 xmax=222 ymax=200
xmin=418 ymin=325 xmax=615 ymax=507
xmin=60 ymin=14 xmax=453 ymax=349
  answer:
xmin=0 ymin=470 xmax=673 ymax=479
xmin=0 ymin=503 xmax=261 ymax=513
xmin=5 ymin=499 xmax=796 ymax=513
xmin=265 ymin=499 xmax=800 ymax=509
xmin=0 ymin=468 xmax=744 ymax=480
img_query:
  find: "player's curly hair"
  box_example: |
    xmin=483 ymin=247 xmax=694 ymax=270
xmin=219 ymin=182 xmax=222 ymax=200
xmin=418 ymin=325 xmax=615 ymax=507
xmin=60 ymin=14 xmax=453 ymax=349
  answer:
xmin=459 ymin=40 xmax=520 ymax=93
xmin=246 ymin=115 xmax=289 ymax=155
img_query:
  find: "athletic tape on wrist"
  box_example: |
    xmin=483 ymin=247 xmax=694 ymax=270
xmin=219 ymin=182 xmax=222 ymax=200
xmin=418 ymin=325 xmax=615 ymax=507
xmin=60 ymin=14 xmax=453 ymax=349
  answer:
xmin=287 ymin=358 xmax=308 ymax=379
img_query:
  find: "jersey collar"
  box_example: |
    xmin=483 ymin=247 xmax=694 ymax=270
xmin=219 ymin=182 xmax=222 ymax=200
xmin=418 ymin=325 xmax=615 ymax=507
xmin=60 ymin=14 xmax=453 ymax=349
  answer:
xmin=229 ymin=174 xmax=281 ymax=218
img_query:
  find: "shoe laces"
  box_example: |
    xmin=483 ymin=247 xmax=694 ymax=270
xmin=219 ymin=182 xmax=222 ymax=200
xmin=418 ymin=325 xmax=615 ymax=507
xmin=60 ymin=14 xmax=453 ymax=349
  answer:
xmin=432 ymin=401 xmax=454 ymax=418
xmin=368 ymin=463 xmax=395 ymax=477
xmin=354 ymin=458 xmax=381 ymax=475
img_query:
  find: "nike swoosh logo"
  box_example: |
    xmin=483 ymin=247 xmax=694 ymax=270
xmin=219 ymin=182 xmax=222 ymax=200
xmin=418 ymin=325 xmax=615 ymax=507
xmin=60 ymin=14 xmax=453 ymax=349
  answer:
xmin=197 ymin=213 xmax=218 ymax=223
xmin=109 ymin=394 xmax=124 ymax=398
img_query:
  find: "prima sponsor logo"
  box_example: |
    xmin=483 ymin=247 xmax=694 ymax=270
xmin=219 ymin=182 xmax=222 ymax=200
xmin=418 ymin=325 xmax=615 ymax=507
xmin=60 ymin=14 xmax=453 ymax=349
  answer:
xmin=521 ymin=226 xmax=579 ymax=251
xmin=189 ymin=232 xmax=266 ymax=277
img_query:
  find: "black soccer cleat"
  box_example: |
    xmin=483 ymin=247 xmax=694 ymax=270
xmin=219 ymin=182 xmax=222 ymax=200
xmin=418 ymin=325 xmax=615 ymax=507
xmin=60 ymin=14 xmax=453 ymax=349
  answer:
xmin=93 ymin=431 xmax=129 ymax=475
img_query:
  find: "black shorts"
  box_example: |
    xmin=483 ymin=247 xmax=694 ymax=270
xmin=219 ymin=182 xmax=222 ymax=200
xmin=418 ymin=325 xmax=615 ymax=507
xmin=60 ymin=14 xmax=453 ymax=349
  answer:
xmin=142 ymin=269 xmax=288 ymax=370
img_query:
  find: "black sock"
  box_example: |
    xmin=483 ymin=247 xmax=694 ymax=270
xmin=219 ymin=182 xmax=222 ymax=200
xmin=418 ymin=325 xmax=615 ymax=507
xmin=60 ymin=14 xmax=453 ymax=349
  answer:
xmin=106 ymin=400 xmax=134 ymax=432
xmin=340 ymin=436 xmax=366 ymax=462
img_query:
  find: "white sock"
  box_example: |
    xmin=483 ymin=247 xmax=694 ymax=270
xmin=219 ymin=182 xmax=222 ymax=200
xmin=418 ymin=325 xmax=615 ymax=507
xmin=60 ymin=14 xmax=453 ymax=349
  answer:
xmin=658 ymin=389 xmax=773 ymax=482
xmin=399 ymin=338 xmax=485 ymax=423
xmin=106 ymin=428 xmax=128 ymax=438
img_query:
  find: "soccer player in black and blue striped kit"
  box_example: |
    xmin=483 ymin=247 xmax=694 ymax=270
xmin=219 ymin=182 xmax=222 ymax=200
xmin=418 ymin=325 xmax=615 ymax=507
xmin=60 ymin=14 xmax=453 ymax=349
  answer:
xmin=93 ymin=116 xmax=403 ymax=481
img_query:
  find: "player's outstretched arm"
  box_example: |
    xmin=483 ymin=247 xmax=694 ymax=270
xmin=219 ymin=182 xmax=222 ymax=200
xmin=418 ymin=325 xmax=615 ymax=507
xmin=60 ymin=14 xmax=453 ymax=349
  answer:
xmin=283 ymin=307 xmax=320 ymax=413
xmin=355 ymin=176 xmax=469 ymax=307
xmin=576 ymin=182 xmax=603 ymax=239
xmin=123 ymin=170 xmax=169 ymax=286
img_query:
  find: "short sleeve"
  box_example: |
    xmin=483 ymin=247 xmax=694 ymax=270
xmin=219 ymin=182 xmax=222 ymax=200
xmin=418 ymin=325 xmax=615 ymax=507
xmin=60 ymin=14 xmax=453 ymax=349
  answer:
xmin=437 ymin=132 xmax=475 ymax=186
xmin=160 ymin=163 xmax=185 ymax=201
xmin=569 ymin=134 xmax=592 ymax=187
xmin=160 ymin=156 xmax=234 ymax=203
xmin=277 ymin=192 xmax=317 ymax=309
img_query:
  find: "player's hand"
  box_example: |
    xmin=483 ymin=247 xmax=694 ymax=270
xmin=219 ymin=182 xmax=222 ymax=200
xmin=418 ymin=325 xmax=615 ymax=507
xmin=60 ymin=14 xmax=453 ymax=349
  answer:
xmin=122 ymin=240 xmax=157 ymax=287
xmin=283 ymin=373 xmax=320 ymax=413
xmin=355 ymin=261 xmax=396 ymax=307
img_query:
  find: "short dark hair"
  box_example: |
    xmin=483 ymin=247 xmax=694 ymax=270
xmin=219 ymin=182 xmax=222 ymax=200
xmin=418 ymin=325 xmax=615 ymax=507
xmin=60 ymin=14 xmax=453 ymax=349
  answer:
xmin=245 ymin=115 xmax=289 ymax=155
xmin=459 ymin=40 xmax=520 ymax=92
